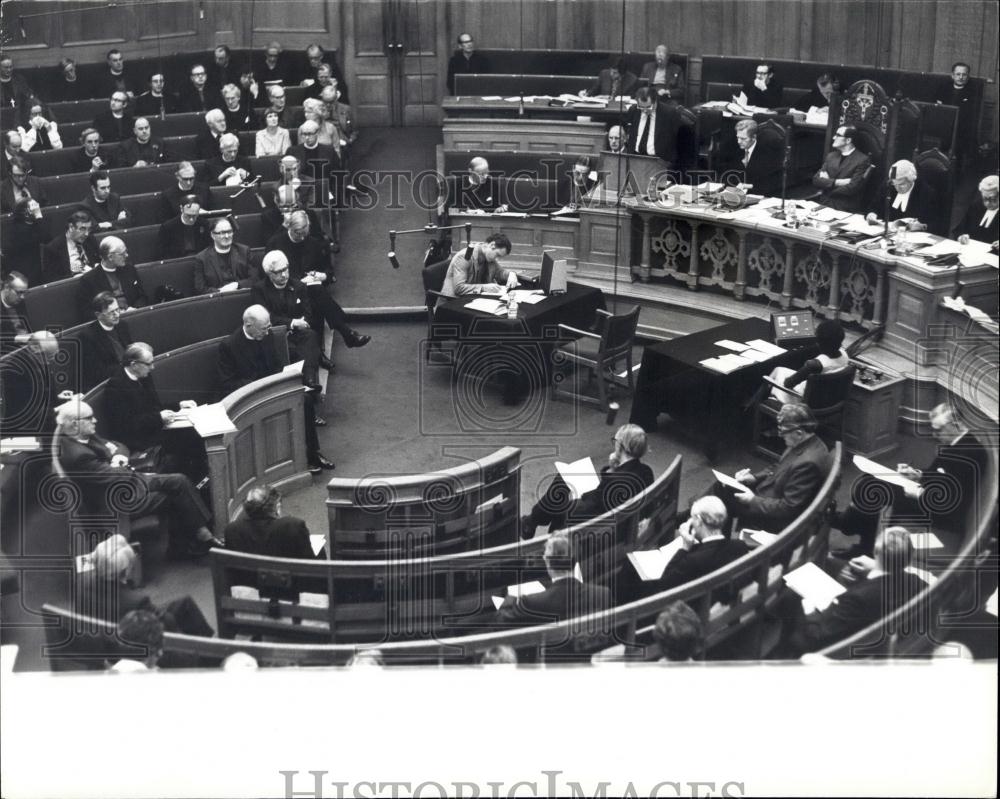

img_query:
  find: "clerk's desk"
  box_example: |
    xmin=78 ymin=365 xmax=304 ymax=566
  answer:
xmin=443 ymin=95 xmax=630 ymax=123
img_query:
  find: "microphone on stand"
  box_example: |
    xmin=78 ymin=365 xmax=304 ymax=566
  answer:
xmin=778 ymin=142 xmax=791 ymax=218
xmin=388 ymin=231 xmax=400 ymax=269
xmin=883 ymin=163 xmax=896 ymax=240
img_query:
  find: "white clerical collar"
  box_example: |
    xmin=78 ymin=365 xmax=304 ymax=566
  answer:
xmin=98 ymin=321 xmax=116 ymax=332
xmin=214 ymin=246 xmax=232 ymax=254
xmin=124 ymin=367 xmax=141 ymax=381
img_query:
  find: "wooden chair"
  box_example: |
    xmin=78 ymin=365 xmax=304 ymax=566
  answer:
xmin=753 ymin=364 xmax=857 ymax=458
xmin=422 ymin=258 xmax=453 ymax=362
xmin=550 ymin=305 xmax=640 ymax=413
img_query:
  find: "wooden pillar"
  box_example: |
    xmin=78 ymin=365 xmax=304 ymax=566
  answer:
xmin=827 ymin=254 xmax=842 ymax=318
xmin=734 ymin=230 xmax=748 ymax=300
xmin=873 ymin=265 xmax=887 ymax=326
xmin=686 ymin=221 xmax=701 ymax=290
xmin=639 ymin=213 xmax=652 ymax=283
xmin=781 ymin=242 xmax=795 ymax=309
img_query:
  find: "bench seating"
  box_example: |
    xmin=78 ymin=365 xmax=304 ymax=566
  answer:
xmin=454 ymin=74 xmax=592 ymax=97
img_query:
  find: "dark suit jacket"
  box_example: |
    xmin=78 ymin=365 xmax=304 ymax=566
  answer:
xmin=741 ymin=78 xmax=784 ymax=109
xmin=639 ymin=61 xmax=685 ymax=102
xmin=103 ymin=368 xmax=165 ymax=452
xmin=222 ymin=103 xmax=254 ymax=132
xmin=133 ymin=92 xmax=179 ymax=117
xmin=91 ymin=68 xmax=138 ymax=99
xmin=114 ymin=137 xmax=170 ymax=168
xmin=496 ymin=577 xmax=611 ymax=627
xmin=224 ymin=515 xmax=316 ymax=560
xmin=624 ymin=104 xmax=681 ymax=165
xmin=446 ymin=51 xmax=492 ymax=94
xmin=954 ymin=197 xmax=999 ymax=245
xmin=200 ymin=155 xmax=254 ymax=186
xmin=812 ymin=148 xmax=871 ymax=212
xmin=91 ymin=110 xmax=134 ymax=143
xmin=195 ymin=128 xmax=224 ymax=161
xmin=250 ymin=278 xmax=313 ymax=328
xmin=176 ymin=84 xmax=217 ymax=115
xmin=158 ymin=215 xmax=212 ymax=260
xmin=260 ymin=205 xmax=324 ymax=242
xmin=70 ymin=146 xmax=112 ymax=174
xmin=265 ymin=230 xmax=329 ymax=280
xmin=217 ymin=326 xmax=282 ymax=396
xmin=75 ymin=319 xmax=134 ymax=390
xmin=76 ymin=264 xmax=149 ymax=320
xmin=194 ymin=243 xmax=257 ymax=294
xmin=741 ymin=434 xmax=830 ymax=532
xmin=917 ymin=432 xmax=989 ymax=532
xmin=792 ymin=87 xmax=831 ymax=112
xmin=78 ymin=193 xmax=132 ymax=229
xmin=587 ymin=69 xmax=639 ymax=98
xmin=658 ymin=538 xmax=750 ymax=595
xmin=0 ymin=217 xmax=47 ymax=284
xmin=0 ymin=176 xmax=47 ymax=212
xmin=287 ymin=143 xmax=342 ymax=179
xmin=159 ymin=181 xmax=211 ymax=220
xmin=446 ymin=174 xmax=502 ymax=212
xmin=0 ymin=300 xmax=30 ymax=357
xmin=41 ymin=234 xmax=100 ymax=283
xmin=885 ymin=179 xmax=943 ymax=236
xmin=571 ymin=459 xmax=655 ymax=527
xmin=0 ymin=346 xmax=57 ymax=435
xmin=57 ymin=434 xmax=143 ymax=515
xmin=729 ymin=139 xmax=784 ymax=197
xmin=791 ymin=571 xmax=927 ymax=653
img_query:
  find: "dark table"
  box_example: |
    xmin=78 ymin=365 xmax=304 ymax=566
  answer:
xmin=629 ymin=317 xmax=812 ymax=456
xmin=433 ymin=282 xmax=604 ymax=404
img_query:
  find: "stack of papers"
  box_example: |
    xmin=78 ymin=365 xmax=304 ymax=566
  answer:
xmin=491 ymin=580 xmax=546 ymax=610
xmin=840 ymin=216 xmax=885 ymax=236
xmin=188 ymin=403 xmax=237 ymax=437
xmin=852 ymin=455 xmax=920 ymax=493
xmin=783 ymin=562 xmax=847 ymax=613
xmin=700 ymin=353 xmax=753 ymax=374
xmin=508 ymin=290 xmax=545 ymax=304
xmin=0 ymin=437 xmax=41 ymax=454
xmin=627 ymin=537 xmax=686 ymax=581
xmin=464 ymin=297 xmax=507 ymax=315
xmin=554 ymin=457 xmax=600 ymax=501
xmin=745 ymin=339 xmax=787 ymax=357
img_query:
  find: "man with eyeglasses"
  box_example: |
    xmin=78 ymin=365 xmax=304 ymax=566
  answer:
xmin=257 ymin=84 xmax=301 ymax=130
xmin=158 ymin=194 xmax=211 ymax=260
xmin=134 ymin=72 xmax=178 ymax=118
xmin=53 ymin=397 xmax=222 ymax=558
xmin=623 ymin=87 xmax=682 ymax=167
xmin=0 ymin=155 xmax=46 ymax=213
xmin=42 ymin=210 xmax=99 ymax=283
xmin=447 ymin=32 xmax=490 ymax=94
xmin=75 ymin=291 xmax=135 ymax=390
xmin=739 ymin=63 xmax=783 ymax=109
xmin=91 ymin=91 xmax=134 ymax=143
xmin=76 ymin=237 xmax=149 ymax=323
xmin=159 ymin=161 xmax=211 ymax=219
xmin=114 ymin=116 xmax=170 ymax=168
xmin=812 ymin=124 xmax=871 ymax=213
xmin=193 ymin=217 xmax=257 ymax=294
xmin=202 ymin=132 xmax=254 ymax=187
xmin=218 ymin=303 xmax=335 ymax=473
xmin=177 ymin=63 xmax=214 ymax=114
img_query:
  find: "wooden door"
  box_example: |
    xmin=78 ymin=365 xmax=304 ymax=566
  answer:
xmin=343 ymin=0 xmax=443 ymax=127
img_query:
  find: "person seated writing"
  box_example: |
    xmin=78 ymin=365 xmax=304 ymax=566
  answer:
xmin=438 ymin=232 xmax=518 ymax=303
xmin=521 ymin=423 xmax=654 ymax=540
xmin=761 ymin=318 xmax=849 ymax=406
xmin=865 ymin=159 xmax=941 ymax=236
xmin=449 ymin=156 xmax=508 ymax=214
xmin=792 ymin=73 xmax=837 ymax=113
xmin=953 ymin=174 xmax=999 ymax=250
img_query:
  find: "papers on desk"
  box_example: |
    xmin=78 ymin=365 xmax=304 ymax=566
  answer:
xmin=740 ymin=529 xmax=779 ymax=547
xmin=738 ymin=348 xmax=775 ymax=363
xmin=712 ymin=469 xmax=753 ymax=493
xmin=898 ymin=232 xmax=937 ymax=246
xmin=700 ymin=353 xmax=754 ymax=374
xmin=75 ymin=553 xmax=95 ymax=574
xmin=464 ymin=297 xmax=507 ymax=315
xmin=804 ymin=107 xmax=829 ymax=126
xmin=909 ymin=531 xmax=944 ymax=550
xmin=714 ymin=339 xmax=749 ymax=352
xmin=1 ymin=644 xmax=18 ymax=674
xmin=188 ymin=403 xmax=237 ymax=437
xmin=942 ymin=296 xmax=997 ymax=330
xmin=473 ymin=494 xmax=505 ymax=514
xmin=508 ymin=289 xmax=545 ymax=304
xmin=840 ymin=216 xmax=885 ymax=236
xmin=696 ymin=181 xmax=725 ymax=194
xmin=627 ymin=537 xmax=686 ymax=581
xmin=283 ymin=360 xmax=304 ymax=375
xmin=309 ymin=534 xmax=326 ymax=557
xmin=852 ymin=454 xmax=921 ymax=494
xmin=745 ymin=339 xmax=787 ymax=357
xmin=783 ymin=562 xmax=847 ymax=613
xmin=479 ymin=95 xmax=503 ymax=101
xmin=810 ymin=206 xmax=851 ymax=224
xmin=554 ymin=456 xmax=600 ymax=501
xmin=0 ymin=437 xmax=41 ymax=454
xmin=491 ymin=580 xmax=546 ymax=610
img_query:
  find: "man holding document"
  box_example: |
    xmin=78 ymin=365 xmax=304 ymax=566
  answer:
xmin=438 ymin=233 xmax=519 ymax=304
xmin=521 ymin=424 xmax=654 ymax=539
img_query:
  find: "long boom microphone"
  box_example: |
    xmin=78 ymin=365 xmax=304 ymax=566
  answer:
xmin=388 ymin=231 xmax=400 ymax=269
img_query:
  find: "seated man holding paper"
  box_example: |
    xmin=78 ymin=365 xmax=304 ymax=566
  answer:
xmin=438 ymin=232 xmax=518 ymax=303
xmin=688 ymin=404 xmax=830 ymax=534
xmin=834 ymin=403 xmax=988 ymax=557
xmin=521 ymin=423 xmax=654 ymax=540
xmin=953 ymin=174 xmax=999 ymax=249
xmin=616 ymin=496 xmax=749 ymax=604
xmin=781 ymin=526 xmax=927 ymax=655
xmin=104 ymin=342 xmax=207 ymax=481
xmin=864 ymin=159 xmax=941 ymax=236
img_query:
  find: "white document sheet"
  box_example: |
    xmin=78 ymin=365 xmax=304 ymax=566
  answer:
xmin=909 ymin=532 xmax=944 ymax=550
xmin=188 ymin=403 xmax=237 ymax=437
xmin=554 ymin=456 xmax=600 ymax=500
xmin=712 ymin=469 xmax=752 ymax=493
xmin=491 ymin=580 xmax=546 ymax=610
xmin=852 ymin=454 xmax=920 ymax=493
xmin=783 ymin=562 xmax=847 ymax=613
xmin=627 ymin=537 xmax=686 ymax=581
xmin=745 ymin=339 xmax=787 ymax=356
xmin=464 ymin=297 xmax=506 ymax=315
xmin=714 ymin=339 xmax=750 ymax=352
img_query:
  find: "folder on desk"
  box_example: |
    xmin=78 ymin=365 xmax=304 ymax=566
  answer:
xmin=188 ymin=403 xmax=238 ymax=437
xmin=627 ymin=537 xmax=685 ymax=581
xmin=464 ymin=297 xmax=506 ymax=315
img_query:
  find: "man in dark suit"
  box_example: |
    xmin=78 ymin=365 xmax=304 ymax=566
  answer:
xmin=0 ymin=331 xmax=59 ymax=436
xmin=159 ymin=162 xmax=211 ymax=220
xmin=446 ymin=33 xmax=491 ymax=94
xmin=936 ymin=62 xmax=978 ymax=170
xmin=812 ymin=125 xmax=871 ymax=213
xmin=691 ymin=404 xmax=830 ymax=534
xmin=585 ymin=57 xmax=639 ymax=98
xmin=0 ymin=155 xmax=46 ymax=213
xmin=91 ymin=91 xmax=134 ymax=143
xmin=792 ymin=73 xmax=837 ymax=112
xmin=74 ymin=291 xmax=134 ymax=390
xmin=195 ymin=108 xmax=229 ymax=161
xmin=783 ymin=526 xmax=928 ymax=655
xmin=103 ymin=342 xmax=205 ymax=479
xmin=254 ymin=42 xmax=293 ymax=96
xmin=158 ymin=195 xmax=212 ymax=260
xmin=834 ymin=403 xmax=990 ymax=557
xmin=256 ymin=84 xmax=303 ymax=130
xmin=260 ymin=183 xmax=324 ymax=242
xmin=217 ymin=304 xmax=335 ymax=473
xmin=78 ymin=170 xmax=132 ymax=231
xmin=176 ymin=63 xmax=215 ymax=114
xmin=133 ymin=71 xmax=179 ymax=118
xmin=288 ymin=120 xmax=341 ymax=188
xmin=201 ymin=133 xmax=254 ymax=187
xmin=522 ymin=423 xmax=654 ymax=539
xmin=0 ymin=272 xmax=31 ymax=357
xmin=41 ymin=211 xmax=100 ymax=283
xmin=70 ymin=128 xmax=112 ymax=174
xmin=54 ymin=398 xmax=221 ymax=556
xmin=224 ymin=484 xmax=319 ymax=560
xmin=740 ymin=63 xmax=784 ymax=108
xmin=495 ymin=533 xmax=612 ymax=628
xmin=193 ymin=216 xmax=258 ymax=294
xmin=76 ymin=236 xmax=149 ymax=321
xmin=445 ymin=156 xmax=506 ymax=213
xmin=726 ymin=119 xmax=783 ymax=197
xmin=625 ymin=88 xmax=681 ymax=168
xmin=92 ymin=49 xmax=138 ymax=100
xmin=954 ymin=174 xmax=999 ymax=248
xmin=617 ymin=496 xmax=750 ymax=604
xmin=864 ymin=159 xmax=943 ymax=237
xmin=113 ymin=117 xmax=170 ymax=168
xmin=639 ymin=44 xmax=685 ymax=103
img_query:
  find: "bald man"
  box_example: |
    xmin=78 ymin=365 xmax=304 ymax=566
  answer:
xmin=76 ymin=236 xmax=148 ymax=322
xmin=114 ymin=116 xmax=169 ymax=168
xmin=448 ymin=156 xmax=506 ymax=213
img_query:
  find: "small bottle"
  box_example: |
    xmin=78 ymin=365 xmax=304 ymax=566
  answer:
xmin=507 ymin=296 xmax=518 ymax=319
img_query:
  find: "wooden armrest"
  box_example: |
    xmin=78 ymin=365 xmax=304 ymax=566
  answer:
xmin=762 ymin=375 xmax=802 ymax=397
xmin=558 ymin=323 xmax=600 ymax=339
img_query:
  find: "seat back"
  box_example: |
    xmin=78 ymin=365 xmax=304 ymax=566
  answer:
xmin=422 ymin=259 xmax=450 ymax=311
xmin=913 ymin=148 xmax=954 ymax=237
xmin=600 ymin=305 xmax=641 ymax=360
xmin=756 ymin=118 xmax=788 ymax=151
xmin=802 ymin=365 xmax=856 ymax=411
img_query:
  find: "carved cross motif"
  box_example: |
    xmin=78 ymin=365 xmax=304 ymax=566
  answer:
xmin=699 ymin=228 xmax=737 ymax=282
xmin=841 ymin=263 xmax=876 ymax=318
xmin=650 ymin=219 xmax=691 ymax=271
xmin=794 ymin=253 xmax=832 ymax=306
xmin=748 ymin=239 xmax=783 ymax=294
